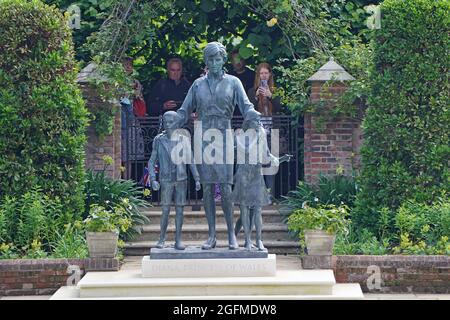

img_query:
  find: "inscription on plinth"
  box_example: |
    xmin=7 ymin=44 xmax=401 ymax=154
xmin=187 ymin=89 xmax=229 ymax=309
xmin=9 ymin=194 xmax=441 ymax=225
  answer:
xmin=142 ymin=254 xmax=277 ymax=278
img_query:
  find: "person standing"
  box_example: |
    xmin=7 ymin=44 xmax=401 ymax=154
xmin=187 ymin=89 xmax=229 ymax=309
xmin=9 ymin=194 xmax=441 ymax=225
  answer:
xmin=176 ymin=42 xmax=256 ymax=250
xmin=148 ymin=58 xmax=191 ymax=116
xmin=229 ymin=50 xmax=255 ymax=93
xmin=229 ymin=51 xmax=255 ymax=117
xmin=246 ymin=63 xmax=282 ymax=203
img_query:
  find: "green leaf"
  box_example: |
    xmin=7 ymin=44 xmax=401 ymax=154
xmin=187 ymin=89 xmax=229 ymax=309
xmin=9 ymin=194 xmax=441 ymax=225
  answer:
xmin=238 ymin=46 xmax=253 ymax=59
xmin=200 ymin=0 xmax=215 ymax=13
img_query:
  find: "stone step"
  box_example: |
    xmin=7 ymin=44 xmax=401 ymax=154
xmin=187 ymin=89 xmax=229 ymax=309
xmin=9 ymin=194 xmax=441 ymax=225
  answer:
xmin=52 ymin=283 xmax=364 ymax=300
xmin=141 ymin=205 xmax=281 ymax=212
xmin=67 ymin=269 xmax=341 ymax=298
xmin=143 ymin=210 xmax=284 ymax=225
xmin=134 ymin=223 xmax=291 ymax=242
xmin=124 ymin=240 xmax=300 ymax=256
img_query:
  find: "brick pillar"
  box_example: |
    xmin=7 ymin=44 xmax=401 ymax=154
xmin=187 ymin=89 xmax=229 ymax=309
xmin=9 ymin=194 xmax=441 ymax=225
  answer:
xmin=80 ymin=83 xmax=121 ymax=179
xmin=304 ymin=59 xmax=362 ymax=185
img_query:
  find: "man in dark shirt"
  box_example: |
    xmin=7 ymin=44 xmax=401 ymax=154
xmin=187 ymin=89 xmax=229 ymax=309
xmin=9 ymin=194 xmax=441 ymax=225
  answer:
xmin=147 ymin=58 xmax=191 ymax=116
xmin=229 ymin=51 xmax=255 ymax=93
xmin=229 ymin=51 xmax=255 ymax=116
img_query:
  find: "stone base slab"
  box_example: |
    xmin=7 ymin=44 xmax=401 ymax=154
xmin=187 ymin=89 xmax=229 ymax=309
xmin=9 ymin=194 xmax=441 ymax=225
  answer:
xmin=142 ymin=254 xmax=276 ymax=278
xmin=51 ymin=283 xmax=364 ymax=300
xmin=75 ymin=269 xmax=337 ymax=298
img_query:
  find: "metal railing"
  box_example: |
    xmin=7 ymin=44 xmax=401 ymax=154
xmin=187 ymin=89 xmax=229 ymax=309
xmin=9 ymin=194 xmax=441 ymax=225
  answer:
xmin=122 ymin=113 xmax=303 ymax=205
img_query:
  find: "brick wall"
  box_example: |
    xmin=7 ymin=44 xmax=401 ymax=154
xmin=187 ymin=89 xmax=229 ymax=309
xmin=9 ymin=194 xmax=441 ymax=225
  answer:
xmin=0 ymin=258 xmax=119 ymax=296
xmin=333 ymin=255 xmax=450 ymax=293
xmin=81 ymin=83 xmax=122 ymax=179
xmin=304 ymin=81 xmax=363 ymax=184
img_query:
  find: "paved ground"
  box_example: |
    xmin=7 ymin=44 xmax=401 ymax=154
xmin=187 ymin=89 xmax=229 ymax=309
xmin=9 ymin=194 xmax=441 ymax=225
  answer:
xmin=1 ymin=255 xmax=449 ymax=300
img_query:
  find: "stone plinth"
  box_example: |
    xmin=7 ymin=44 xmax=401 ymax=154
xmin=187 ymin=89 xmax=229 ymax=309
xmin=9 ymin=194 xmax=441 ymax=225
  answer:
xmin=142 ymin=254 xmax=276 ymax=278
xmin=150 ymin=246 xmax=268 ymax=259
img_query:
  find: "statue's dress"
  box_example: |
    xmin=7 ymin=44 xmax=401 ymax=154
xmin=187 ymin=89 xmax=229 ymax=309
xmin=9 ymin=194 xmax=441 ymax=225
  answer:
xmin=177 ymin=73 xmax=255 ymax=184
xmin=232 ymin=127 xmax=275 ymax=207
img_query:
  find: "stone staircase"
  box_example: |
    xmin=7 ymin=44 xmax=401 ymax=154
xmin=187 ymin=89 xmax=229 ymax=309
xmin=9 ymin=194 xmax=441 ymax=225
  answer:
xmin=124 ymin=206 xmax=300 ymax=255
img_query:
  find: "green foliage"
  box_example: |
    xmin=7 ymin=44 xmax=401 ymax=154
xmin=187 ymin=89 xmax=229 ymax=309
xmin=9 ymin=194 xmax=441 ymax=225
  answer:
xmin=334 ymin=227 xmax=389 ymax=255
xmin=0 ymin=188 xmax=74 ymax=252
xmin=50 ymin=222 xmax=89 ymax=259
xmin=393 ymin=234 xmax=449 ymax=255
xmin=275 ymin=39 xmax=372 ymax=120
xmin=0 ymin=0 xmax=89 ymax=217
xmin=353 ymin=0 xmax=450 ymax=232
xmin=84 ymin=204 xmax=132 ymax=234
xmin=43 ymin=0 xmax=115 ymax=61
xmin=22 ymin=240 xmax=48 ymax=259
xmin=84 ymin=168 xmax=150 ymax=241
xmin=335 ymin=196 xmax=450 ymax=255
xmin=280 ymin=175 xmax=357 ymax=216
xmin=0 ymin=243 xmax=20 ymax=260
xmin=287 ymin=204 xmax=351 ymax=247
xmin=16 ymin=193 xmax=47 ymax=249
xmin=0 ymin=205 xmax=6 ymax=243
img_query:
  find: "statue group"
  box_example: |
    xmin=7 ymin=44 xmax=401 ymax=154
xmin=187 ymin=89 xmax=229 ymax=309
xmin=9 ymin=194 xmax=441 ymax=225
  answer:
xmin=147 ymin=42 xmax=291 ymax=252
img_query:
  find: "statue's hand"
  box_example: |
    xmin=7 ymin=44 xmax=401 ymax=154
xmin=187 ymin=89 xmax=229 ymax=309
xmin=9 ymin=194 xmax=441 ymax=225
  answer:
xmin=195 ymin=181 xmax=201 ymax=191
xmin=280 ymin=154 xmax=293 ymax=163
xmin=151 ymin=181 xmax=160 ymax=191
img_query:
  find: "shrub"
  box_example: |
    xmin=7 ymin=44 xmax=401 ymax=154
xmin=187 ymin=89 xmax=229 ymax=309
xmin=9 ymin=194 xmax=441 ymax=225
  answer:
xmin=287 ymin=204 xmax=350 ymax=247
xmin=51 ymin=222 xmax=88 ymax=259
xmin=0 ymin=0 xmax=89 ymax=216
xmin=22 ymin=240 xmax=48 ymax=259
xmin=84 ymin=204 xmax=132 ymax=234
xmin=84 ymin=168 xmax=150 ymax=241
xmin=280 ymin=175 xmax=357 ymax=217
xmin=334 ymin=227 xmax=389 ymax=255
xmin=393 ymin=196 xmax=450 ymax=246
xmin=0 ymin=243 xmax=20 ymax=260
xmin=353 ymin=0 xmax=450 ymax=232
xmin=333 ymin=196 xmax=450 ymax=255
xmin=0 ymin=188 xmax=74 ymax=253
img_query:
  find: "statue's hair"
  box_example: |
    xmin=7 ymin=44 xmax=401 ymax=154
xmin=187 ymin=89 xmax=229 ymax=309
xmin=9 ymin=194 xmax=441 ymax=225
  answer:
xmin=163 ymin=110 xmax=179 ymax=122
xmin=203 ymin=42 xmax=227 ymax=61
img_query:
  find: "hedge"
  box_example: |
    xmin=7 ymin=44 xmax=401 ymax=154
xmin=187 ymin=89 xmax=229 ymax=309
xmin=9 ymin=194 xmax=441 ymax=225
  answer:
xmin=353 ymin=0 xmax=450 ymax=233
xmin=0 ymin=0 xmax=89 ymax=216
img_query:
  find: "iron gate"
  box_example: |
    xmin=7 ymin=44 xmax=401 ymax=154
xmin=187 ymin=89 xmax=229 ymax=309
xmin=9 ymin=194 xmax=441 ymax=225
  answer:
xmin=122 ymin=113 xmax=303 ymax=205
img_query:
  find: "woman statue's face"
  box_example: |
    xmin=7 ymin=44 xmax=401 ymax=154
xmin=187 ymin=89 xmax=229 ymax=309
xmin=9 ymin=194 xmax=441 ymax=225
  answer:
xmin=259 ymin=67 xmax=270 ymax=81
xmin=205 ymin=53 xmax=225 ymax=75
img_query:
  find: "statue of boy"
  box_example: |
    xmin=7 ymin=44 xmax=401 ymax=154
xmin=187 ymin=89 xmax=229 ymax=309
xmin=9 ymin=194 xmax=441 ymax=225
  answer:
xmin=233 ymin=109 xmax=292 ymax=250
xmin=176 ymin=42 xmax=256 ymax=250
xmin=148 ymin=111 xmax=201 ymax=250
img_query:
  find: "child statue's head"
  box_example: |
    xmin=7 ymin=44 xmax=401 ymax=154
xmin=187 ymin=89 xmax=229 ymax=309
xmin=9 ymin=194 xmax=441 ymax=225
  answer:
xmin=243 ymin=109 xmax=261 ymax=131
xmin=163 ymin=111 xmax=180 ymax=133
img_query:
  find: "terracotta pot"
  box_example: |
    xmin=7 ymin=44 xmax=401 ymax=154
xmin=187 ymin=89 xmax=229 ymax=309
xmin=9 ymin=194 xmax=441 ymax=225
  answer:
xmin=304 ymin=229 xmax=336 ymax=256
xmin=86 ymin=231 xmax=119 ymax=258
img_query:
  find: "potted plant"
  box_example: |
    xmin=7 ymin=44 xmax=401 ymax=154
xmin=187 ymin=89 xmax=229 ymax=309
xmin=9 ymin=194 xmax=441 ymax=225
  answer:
xmin=84 ymin=204 xmax=132 ymax=258
xmin=287 ymin=203 xmax=350 ymax=255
